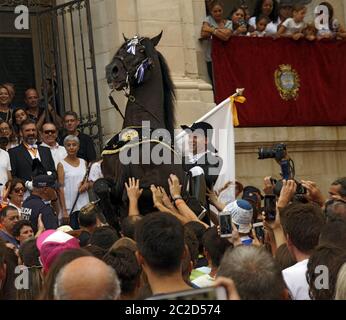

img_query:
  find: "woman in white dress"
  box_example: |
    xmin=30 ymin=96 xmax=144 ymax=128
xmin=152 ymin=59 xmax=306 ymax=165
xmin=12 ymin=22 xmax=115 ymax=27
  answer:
xmin=57 ymin=135 xmax=90 ymax=229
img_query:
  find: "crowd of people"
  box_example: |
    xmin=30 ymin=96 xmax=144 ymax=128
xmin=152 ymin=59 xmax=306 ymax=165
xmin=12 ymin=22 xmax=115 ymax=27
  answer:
xmin=201 ymin=0 xmax=346 ymax=85
xmin=0 ymin=91 xmax=346 ymax=300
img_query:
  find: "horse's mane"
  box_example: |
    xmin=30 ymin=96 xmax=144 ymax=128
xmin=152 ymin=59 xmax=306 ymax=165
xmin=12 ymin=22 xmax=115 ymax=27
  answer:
xmin=157 ymin=50 xmax=176 ymax=136
xmin=142 ymin=37 xmax=176 ymax=135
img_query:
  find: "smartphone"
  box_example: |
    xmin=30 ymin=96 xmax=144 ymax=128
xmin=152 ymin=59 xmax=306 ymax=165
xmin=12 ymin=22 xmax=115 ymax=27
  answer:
xmin=148 ymin=286 xmax=228 ymax=300
xmin=264 ymin=195 xmax=276 ymax=221
xmin=253 ymin=221 xmax=264 ymax=241
xmin=219 ymin=212 xmax=232 ymax=238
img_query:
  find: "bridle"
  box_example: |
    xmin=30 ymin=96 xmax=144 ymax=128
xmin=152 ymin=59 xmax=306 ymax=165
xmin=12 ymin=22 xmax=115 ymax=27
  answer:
xmin=109 ymin=36 xmax=161 ymax=124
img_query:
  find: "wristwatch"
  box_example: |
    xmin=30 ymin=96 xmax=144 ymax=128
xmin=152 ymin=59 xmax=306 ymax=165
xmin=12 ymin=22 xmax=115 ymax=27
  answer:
xmin=173 ymin=196 xmax=183 ymax=203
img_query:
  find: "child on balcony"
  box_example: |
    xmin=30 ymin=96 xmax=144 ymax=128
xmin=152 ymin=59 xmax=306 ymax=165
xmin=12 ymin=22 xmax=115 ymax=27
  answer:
xmin=277 ymin=4 xmax=307 ymax=40
xmin=249 ymin=15 xmax=270 ymax=37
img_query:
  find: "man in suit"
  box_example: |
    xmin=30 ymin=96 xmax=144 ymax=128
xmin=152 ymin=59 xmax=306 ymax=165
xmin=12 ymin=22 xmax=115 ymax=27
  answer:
xmin=9 ymin=119 xmax=56 ymax=191
xmin=181 ymin=121 xmax=223 ymax=189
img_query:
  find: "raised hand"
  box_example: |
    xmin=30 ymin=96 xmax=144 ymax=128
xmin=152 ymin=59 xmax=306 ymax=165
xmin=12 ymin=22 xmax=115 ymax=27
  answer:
xmin=125 ymin=177 xmax=143 ymax=202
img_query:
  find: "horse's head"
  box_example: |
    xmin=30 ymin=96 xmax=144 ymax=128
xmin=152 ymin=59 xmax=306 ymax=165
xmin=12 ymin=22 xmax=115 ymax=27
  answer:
xmin=106 ymin=32 xmax=163 ymax=91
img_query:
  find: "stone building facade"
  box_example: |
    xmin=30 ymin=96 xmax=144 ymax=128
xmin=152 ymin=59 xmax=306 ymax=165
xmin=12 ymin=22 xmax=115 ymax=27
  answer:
xmin=1 ymin=0 xmax=346 ymax=194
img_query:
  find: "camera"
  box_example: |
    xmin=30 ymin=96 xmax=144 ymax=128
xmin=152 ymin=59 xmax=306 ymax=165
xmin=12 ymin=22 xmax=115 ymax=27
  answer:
xmin=219 ymin=211 xmax=232 ymax=238
xmin=258 ymin=143 xmax=287 ymax=161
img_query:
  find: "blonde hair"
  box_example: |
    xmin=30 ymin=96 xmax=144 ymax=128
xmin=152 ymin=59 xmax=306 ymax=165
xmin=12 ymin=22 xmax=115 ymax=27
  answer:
xmin=335 ymin=263 xmax=346 ymax=300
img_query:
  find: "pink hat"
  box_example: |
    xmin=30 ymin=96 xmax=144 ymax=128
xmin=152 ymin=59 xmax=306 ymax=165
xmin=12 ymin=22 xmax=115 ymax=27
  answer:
xmin=37 ymin=230 xmax=80 ymax=273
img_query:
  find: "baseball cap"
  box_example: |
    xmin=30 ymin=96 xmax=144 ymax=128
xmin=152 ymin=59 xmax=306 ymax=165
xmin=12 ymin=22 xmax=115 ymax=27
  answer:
xmin=33 ymin=175 xmax=59 ymax=189
xmin=223 ymin=199 xmax=253 ymax=234
xmin=37 ymin=230 xmax=80 ymax=273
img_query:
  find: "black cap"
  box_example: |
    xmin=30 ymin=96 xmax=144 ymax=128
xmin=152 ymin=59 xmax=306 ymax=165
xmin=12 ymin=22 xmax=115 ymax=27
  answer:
xmin=33 ymin=175 xmax=59 ymax=189
xmin=181 ymin=122 xmax=217 ymax=153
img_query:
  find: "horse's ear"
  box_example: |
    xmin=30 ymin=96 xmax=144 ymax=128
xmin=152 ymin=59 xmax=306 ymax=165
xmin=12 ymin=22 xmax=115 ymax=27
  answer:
xmin=150 ymin=31 xmax=163 ymax=47
xmin=123 ymin=33 xmax=129 ymax=42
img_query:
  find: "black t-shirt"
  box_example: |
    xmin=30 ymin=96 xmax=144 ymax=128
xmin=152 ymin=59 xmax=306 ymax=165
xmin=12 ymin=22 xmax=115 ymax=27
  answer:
xmin=59 ymin=131 xmax=96 ymax=163
xmin=22 ymin=194 xmax=58 ymax=233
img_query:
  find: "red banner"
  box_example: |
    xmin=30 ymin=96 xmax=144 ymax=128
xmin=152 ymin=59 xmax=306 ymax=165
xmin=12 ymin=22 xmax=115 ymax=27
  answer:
xmin=212 ymin=37 xmax=346 ymax=126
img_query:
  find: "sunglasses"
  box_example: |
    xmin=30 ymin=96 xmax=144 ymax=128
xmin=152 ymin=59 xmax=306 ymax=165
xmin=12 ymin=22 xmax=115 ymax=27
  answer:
xmin=14 ymin=187 xmax=25 ymax=193
xmin=44 ymin=130 xmax=56 ymax=135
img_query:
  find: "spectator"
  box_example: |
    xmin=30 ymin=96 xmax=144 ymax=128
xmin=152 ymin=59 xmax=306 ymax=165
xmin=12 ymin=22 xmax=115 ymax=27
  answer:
xmin=24 ymin=88 xmax=45 ymax=129
xmin=277 ymin=0 xmax=293 ymax=27
xmin=0 ymin=85 xmax=12 ymax=123
xmin=328 ymin=177 xmax=346 ymax=201
xmin=78 ymin=202 xmax=98 ymax=247
xmin=306 ymin=245 xmax=346 ymax=300
xmin=335 ymin=263 xmax=346 ymax=300
xmin=60 ymin=111 xmax=96 ymax=163
xmin=8 ymin=119 xmax=56 ymax=185
xmin=192 ymin=226 xmax=231 ymax=288
xmin=0 ymin=206 xmax=20 ymax=248
xmin=11 ymin=107 xmax=28 ymax=143
xmin=3 ymin=83 xmax=19 ymax=109
xmin=88 ymin=158 xmax=104 ymax=184
xmin=120 ymin=215 xmax=142 ymax=240
xmin=0 ymin=239 xmax=17 ymax=299
xmin=21 ymin=175 xmax=59 ymax=233
xmin=218 ymin=245 xmax=287 ymax=300
xmin=281 ymin=202 xmax=325 ymax=300
xmin=110 ymin=237 xmax=137 ymax=252
xmin=135 ymin=212 xmax=192 ymax=296
xmin=37 ymin=229 xmax=80 ymax=274
xmin=57 ymin=135 xmax=90 ymax=230
xmin=185 ymin=221 xmax=208 ymax=268
xmin=0 ymin=119 xmax=18 ymax=150
xmin=229 ymin=6 xmax=248 ymax=36
xmin=249 ymin=14 xmax=270 ymax=37
xmin=275 ymin=243 xmax=296 ymax=271
xmin=318 ymin=219 xmax=346 ymax=250
xmin=223 ymin=199 xmax=254 ymax=245
xmin=0 ymin=143 xmax=11 ymax=196
xmin=54 ymin=256 xmax=120 ymax=300
xmin=103 ymin=247 xmax=142 ymax=300
xmin=2 ymin=179 xmax=25 ymax=214
xmin=277 ymin=4 xmax=307 ymax=40
xmin=89 ymin=226 xmax=119 ymax=251
xmin=39 ymin=248 xmax=92 ymax=300
xmin=183 ymin=227 xmax=199 ymax=287
xmin=17 ymin=238 xmax=43 ymax=300
xmin=249 ymin=0 xmax=280 ymax=35
xmin=40 ymin=123 xmax=67 ymax=169
xmin=12 ymin=220 xmax=34 ymax=246
xmin=200 ymin=1 xmax=232 ymax=87
xmin=324 ymin=199 xmax=346 ymax=222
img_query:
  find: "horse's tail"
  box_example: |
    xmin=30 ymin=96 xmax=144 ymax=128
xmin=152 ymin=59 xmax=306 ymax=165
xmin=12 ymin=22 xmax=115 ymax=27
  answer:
xmin=157 ymin=51 xmax=176 ymax=136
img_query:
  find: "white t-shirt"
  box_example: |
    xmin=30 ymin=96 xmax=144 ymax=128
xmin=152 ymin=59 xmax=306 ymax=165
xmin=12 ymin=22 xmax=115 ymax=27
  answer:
xmin=41 ymin=142 xmax=67 ymax=169
xmin=282 ymin=259 xmax=311 ymax=300
xmin=282 ymin=18 xmax=306 ymax=35
xmin=191 ymin=274 xmax=216 ymax=288
xmin=0 ymin=149 xmax=11 ymax=195
xmin=249 ymin=16 xmax=279 ymax=35
xmin=89 ymin=161 xmax=103 ymax=182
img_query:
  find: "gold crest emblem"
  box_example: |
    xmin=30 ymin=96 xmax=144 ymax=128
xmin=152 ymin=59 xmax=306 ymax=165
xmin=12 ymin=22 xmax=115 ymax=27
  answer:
xmin=120 ymin=129 xmax=139 ymax=142
xmin=274 ymin=64 xmax=300 ymax=101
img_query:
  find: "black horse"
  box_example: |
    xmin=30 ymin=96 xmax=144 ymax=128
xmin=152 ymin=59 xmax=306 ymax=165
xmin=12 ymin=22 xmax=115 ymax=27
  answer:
xmin=98 ymin=32 xmax=185 ymax=223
